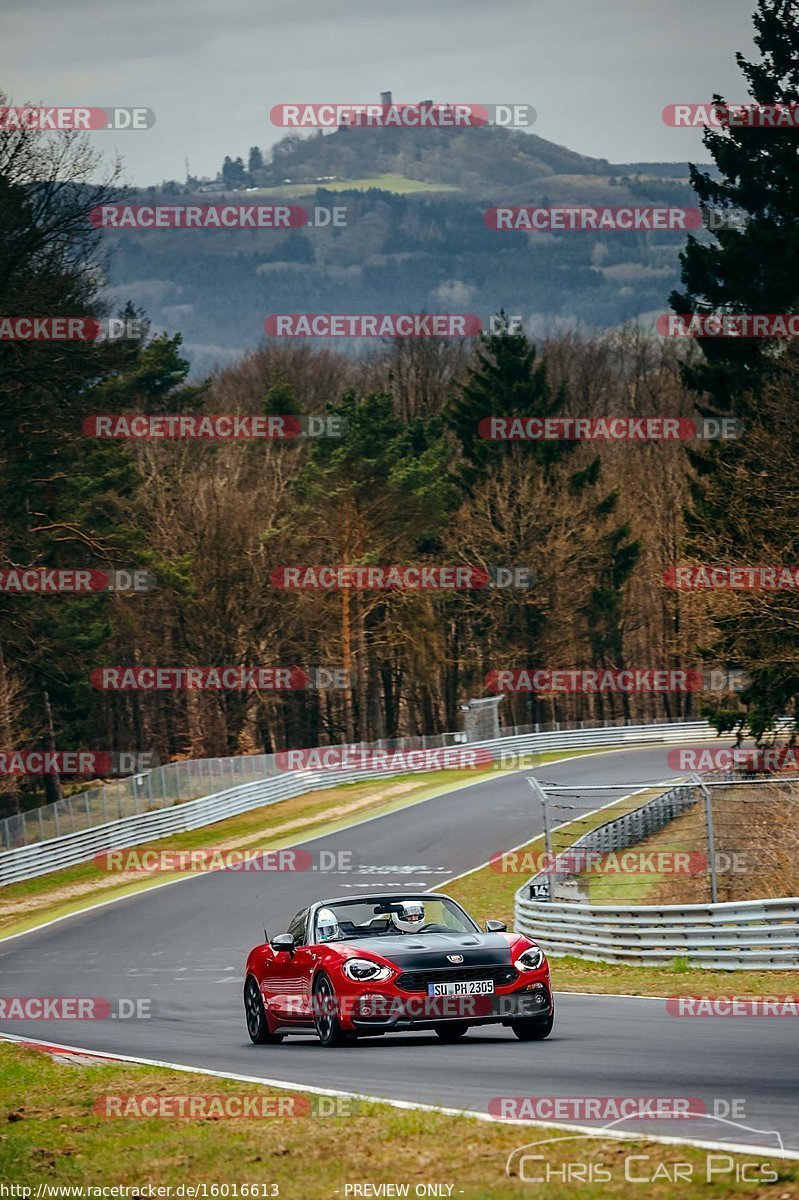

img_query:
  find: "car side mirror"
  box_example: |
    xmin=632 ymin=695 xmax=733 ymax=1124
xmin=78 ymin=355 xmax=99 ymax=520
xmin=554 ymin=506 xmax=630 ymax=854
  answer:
xmin=270 ymin=932 xmax=295 ymax=955
xmin=485 ymin=919 xmax=507 ymax=932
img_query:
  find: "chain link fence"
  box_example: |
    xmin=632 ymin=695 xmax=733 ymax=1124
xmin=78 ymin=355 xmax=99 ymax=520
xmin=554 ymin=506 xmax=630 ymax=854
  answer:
xmin=513 ymin=772 xmax=799 ymax=968
xmin=524 ymin=774 xmax=799 ymax=906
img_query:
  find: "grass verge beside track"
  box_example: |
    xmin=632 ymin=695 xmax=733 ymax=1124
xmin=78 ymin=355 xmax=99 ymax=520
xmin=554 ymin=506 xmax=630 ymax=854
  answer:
xmin=0 ymin=1042 xmax=794 ymax=1197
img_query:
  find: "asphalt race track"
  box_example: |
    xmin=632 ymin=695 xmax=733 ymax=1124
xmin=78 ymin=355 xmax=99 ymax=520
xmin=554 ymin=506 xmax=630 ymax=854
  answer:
xmin=1 ymin=744 xmax=797 ymax=1155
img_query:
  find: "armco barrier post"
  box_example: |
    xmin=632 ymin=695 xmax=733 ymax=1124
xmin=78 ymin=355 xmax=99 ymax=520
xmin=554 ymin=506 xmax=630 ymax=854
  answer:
xmin=692 ymin=772 xmax=718 ymax=903
xmin=526 ymin=776 xmax=551 ymax=900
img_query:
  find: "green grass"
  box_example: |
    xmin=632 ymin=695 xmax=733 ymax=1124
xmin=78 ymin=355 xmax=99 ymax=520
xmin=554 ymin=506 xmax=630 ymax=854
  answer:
xmin=545 ymin=955 xmax=799 ymax=997
xmin=208 ymin=174 xmax=459 ymax=198
xmin=575 ymin=830 xmax=700 ymax=902
xmin=1 ymin=1042 xmax=793 ymax=1197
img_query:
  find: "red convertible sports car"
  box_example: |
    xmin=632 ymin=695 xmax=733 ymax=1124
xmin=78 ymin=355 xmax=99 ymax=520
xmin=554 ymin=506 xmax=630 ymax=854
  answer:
xmin=244 ymin=892 xmax=553 ymax=1047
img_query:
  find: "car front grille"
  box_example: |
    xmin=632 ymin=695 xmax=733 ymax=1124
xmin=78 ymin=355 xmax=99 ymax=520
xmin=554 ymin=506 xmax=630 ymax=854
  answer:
xmin=395 ymin=965 xmax=518 ymax=992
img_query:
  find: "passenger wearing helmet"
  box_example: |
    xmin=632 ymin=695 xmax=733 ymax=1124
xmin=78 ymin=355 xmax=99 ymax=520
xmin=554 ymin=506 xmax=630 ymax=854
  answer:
xmin=390 ymin=900 xmax=425 ymax=933
xmin=316 ymin=907 xmax=340 ymax=943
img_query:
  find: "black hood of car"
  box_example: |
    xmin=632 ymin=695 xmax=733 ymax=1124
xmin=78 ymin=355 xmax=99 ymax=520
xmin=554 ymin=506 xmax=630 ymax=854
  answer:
xmin=339 ymin=932 xmax=514 ymax=970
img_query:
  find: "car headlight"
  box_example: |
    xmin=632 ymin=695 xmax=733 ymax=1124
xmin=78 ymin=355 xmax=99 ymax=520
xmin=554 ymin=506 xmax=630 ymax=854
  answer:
xmin=514 ymin=946 xmax=545 ymax=972
xmin=342 ymin=958 xmax=393 ymax=983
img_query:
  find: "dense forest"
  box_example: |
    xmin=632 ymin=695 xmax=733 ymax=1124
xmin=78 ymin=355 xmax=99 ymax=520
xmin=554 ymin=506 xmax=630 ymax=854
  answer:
xmin=1 ymin=0 xmax=797 ymax=819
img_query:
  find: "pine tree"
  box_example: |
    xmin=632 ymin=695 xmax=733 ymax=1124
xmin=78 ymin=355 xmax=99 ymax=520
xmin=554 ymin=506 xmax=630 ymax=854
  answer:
xmin=670 ymin=0 xmax=799 ymax=410
xmin=670 ymin=0 xmax=799 ymax=734
xmin=445 ymin=328 xmax=640 ymax=721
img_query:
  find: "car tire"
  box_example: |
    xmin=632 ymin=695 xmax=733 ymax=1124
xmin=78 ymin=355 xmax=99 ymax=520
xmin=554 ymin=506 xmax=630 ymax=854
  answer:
xmin=313 ymin=973 xmax=355 ymax=1048
xmin=434 ymin=1022 xmax=469 ymax=1041
xmin=511 ymin=1013 xmax=554 ymax=1041
xmin=244 ymin=975 xmax=284 ymax=1045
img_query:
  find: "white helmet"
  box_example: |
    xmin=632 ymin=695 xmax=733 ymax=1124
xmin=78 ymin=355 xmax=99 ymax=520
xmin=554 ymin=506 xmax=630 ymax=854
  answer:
xmin=316 ymin=907 xmax=339 ymax=943
xmin=391 ymin=900 xmax=425 ymax=933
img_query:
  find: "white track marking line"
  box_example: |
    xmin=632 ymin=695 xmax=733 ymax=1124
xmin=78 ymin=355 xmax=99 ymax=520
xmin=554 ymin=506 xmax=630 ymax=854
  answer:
xmin=0 ymin=1030 xmax=794 ymax=1160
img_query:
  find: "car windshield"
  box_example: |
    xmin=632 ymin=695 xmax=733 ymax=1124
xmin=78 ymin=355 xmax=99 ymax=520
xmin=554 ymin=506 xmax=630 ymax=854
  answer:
xmin=312 ymin=897 xmax=479 ymax=942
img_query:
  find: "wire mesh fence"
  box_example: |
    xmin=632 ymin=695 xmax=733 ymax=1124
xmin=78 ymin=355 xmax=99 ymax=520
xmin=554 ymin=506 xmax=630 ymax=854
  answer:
xmin=521 ymin=774 xmax=799 ymax=906
xmin=0 ymin=754 xmax=275 ymax=851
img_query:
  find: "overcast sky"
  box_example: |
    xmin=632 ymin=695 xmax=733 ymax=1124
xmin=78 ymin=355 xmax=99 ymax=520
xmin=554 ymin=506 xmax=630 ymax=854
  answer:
xmin=2 ymin=0 xmax=760 ymax=185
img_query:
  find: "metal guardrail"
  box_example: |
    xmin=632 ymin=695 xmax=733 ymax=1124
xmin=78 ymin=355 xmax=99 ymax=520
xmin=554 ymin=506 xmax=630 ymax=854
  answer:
xmin=515 ymin=779 xmax=799 ymax=970
xmin=0 ymin=718 xmax=726 ymax=886
xmin=515 ymin=893 xmax=799 ymax=969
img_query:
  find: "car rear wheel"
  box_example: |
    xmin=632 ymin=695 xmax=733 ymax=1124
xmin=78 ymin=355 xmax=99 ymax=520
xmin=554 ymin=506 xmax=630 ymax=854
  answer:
xmin=244 ymin=975 xmax=284 ymax=1045
xmin=434 ymin=1022 xmax=469 ymax=1041
xmin=511 ymin=1013 xmax=554 ymax=1041
xmin=313 ymin=973 xmax=355 ymax=1048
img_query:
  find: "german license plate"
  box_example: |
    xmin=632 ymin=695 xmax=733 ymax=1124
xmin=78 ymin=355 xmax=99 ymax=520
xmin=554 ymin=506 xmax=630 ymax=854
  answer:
xmin=427 ymin=980 xmax=494 ymax=996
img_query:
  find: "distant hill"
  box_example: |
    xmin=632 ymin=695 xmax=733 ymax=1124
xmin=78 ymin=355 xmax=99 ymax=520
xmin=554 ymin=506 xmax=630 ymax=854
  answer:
xmin=250 ymin=126 xmax=617 ymax=196
xmin=210 ymin=125 xmax=707 ymax=199
xmin=106 ymin=125 xmax=711 ymax=375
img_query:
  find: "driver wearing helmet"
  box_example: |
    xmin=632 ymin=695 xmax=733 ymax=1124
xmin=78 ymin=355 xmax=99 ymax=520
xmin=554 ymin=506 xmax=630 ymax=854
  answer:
xmin=316 ymin=907 xmax=340 ymax=943
xmin=390 ymin=900 xmax=425 ymax=933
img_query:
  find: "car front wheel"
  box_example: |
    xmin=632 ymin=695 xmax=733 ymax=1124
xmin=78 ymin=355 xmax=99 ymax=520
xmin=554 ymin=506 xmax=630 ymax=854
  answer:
xmin=313 ymin=973 xmax=355 ymax=1047
xmin=511 ymin=1012 xmax=554 ymax=1041
xmin=244 ymin=975 xmax=284 ymax=1045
